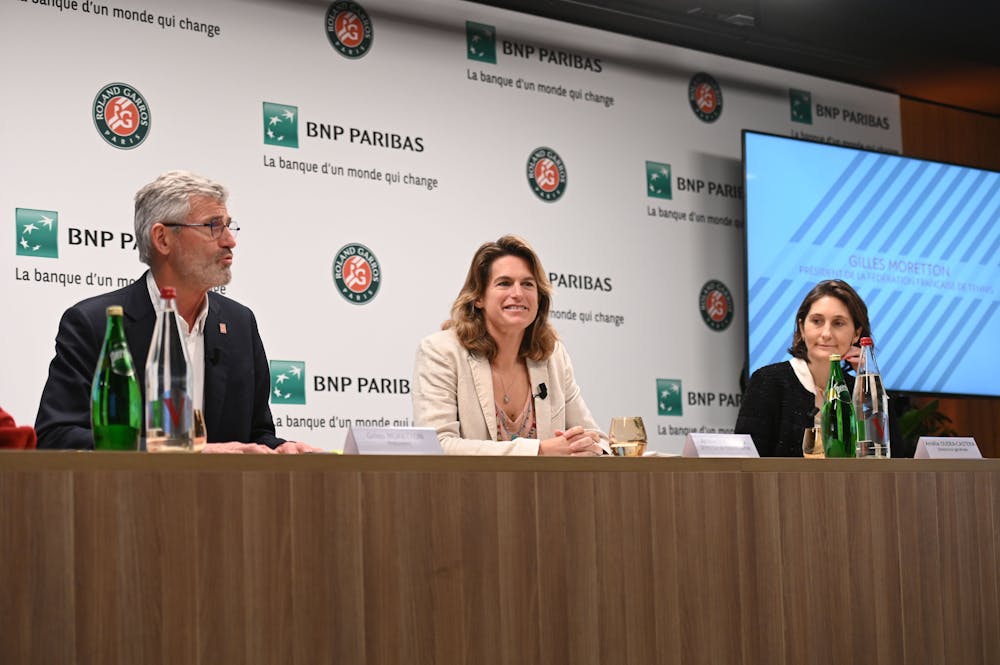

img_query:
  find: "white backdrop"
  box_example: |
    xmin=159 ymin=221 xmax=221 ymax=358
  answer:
xmin=0 ymin=0 xmax=901 ymax=451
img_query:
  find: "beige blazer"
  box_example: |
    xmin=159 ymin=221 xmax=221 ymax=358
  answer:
xmin=412 ymin=329 xmax=608 ymax=455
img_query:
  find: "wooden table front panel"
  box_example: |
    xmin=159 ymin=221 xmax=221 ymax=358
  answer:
xmin=1 ymin=455 xmax=998 ymax=665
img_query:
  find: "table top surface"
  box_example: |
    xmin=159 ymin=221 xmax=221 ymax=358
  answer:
xmin=1 ymin=450 xmax=997 ymax=473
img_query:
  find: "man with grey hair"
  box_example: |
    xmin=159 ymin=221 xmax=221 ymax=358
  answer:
xmin=35 ymin=170 xmax=318 ymax=453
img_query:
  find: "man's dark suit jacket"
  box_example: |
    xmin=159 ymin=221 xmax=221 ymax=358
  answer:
xmin=35 ymin=273 xmax=284 ymax=449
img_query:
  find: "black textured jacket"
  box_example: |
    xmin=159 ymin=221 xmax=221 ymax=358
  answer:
xmin=734 ymin=361 xmax=855 ymax=457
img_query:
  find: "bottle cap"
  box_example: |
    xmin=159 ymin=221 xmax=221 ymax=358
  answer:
xmin=106 ymin=305 xmax=124 ymax=316
xmin=859 ymin=337 xmax=873 ymax=346
xmin=159 ymin=286 xmax=177 ymax=299
xmin=829 ymin=354 xmax=842 ymax=361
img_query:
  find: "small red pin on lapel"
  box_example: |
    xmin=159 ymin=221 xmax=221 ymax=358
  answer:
xmin=219 ymin=323 xmax=227 ymax=334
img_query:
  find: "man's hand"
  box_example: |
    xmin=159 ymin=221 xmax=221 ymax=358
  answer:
xmin=275 ymin=441 xmax=325 ymax=454
xmin=202 ymin=442 xmax=276 ymax=454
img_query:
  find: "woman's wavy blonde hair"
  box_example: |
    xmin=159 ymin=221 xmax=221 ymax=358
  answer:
xmin=444 ymin=235 xmax=557 ymax=362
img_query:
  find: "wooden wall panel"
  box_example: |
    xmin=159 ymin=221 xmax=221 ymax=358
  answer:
xmin=736 ymin=472 xmax=786 ymax=663
xmin=195 ymin=471 xmax=253 ymax=663
xmin=900 ymin=98 xmax=1000 ymax=170
xmin=593 ymin=472 xmax=658 ymax=665
xmin=0 ymin=471 xmax=75 ymax=664
xmin=495 ymin=472 xmax=542 ymax=664
xmin=646 ymin=471 xmax=684 ymax=663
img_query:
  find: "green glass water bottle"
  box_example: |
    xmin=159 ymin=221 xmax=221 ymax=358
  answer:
xmin=820 ymin=354 xmax=856 ymax=458
xmin=91 ymin=305 xmax=141 ymax=450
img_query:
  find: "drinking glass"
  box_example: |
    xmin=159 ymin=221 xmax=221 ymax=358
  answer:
xmin=192 ymin=408 xmax=207 ymax=453
xmin=608 ymin=417 xmax=647 ymax=457
xmin=802 ymin=426 xmax=825 ymax=458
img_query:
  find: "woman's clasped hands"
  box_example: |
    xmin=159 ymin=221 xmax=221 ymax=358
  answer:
xmin=540 ymin=426 xmax=603 ymax=456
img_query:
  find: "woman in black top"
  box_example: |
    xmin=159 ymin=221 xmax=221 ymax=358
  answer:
xmin=735 ymin=280 xmax=871 ymax=457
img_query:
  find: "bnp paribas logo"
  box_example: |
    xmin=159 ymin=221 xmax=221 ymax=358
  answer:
xmin=699 ymin=279 xmax=734 ymax=332
xmin=466 ymin=21 xmax=496 ymax=64
xmin=263 ymin=102 xmax=298 ymax=148
xmin=688 ymin=72 xmax=722 ymax=123
xmin=527 ymin=147 xmax=567 ymax=202
xmin=270 ymin=360 xmax=306 ymax=405
xmin=645 ymin=161 xmax=672 ymax=200
xmin=15 ymin=208 xmax=58 ymax=258
xmin=333 ymin=242 xmax=381 ymax=304
xmin=790 ymin=88 xmax=813 ymax=124
xmin=657 ymin=379 xmax=683 ymax=416
xmin=325 ymin=1 xmax=374 ymax=59
xmin=92 ymin=82 xmax=151 ymax=149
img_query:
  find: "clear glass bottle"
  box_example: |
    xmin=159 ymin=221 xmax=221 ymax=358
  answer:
xmin=144 ymin=287 xmax=194 ymax=452
xmin=853 ymin=337 xmax=891 ymax=458
xmin=821 ymin=354 xmax=856 ymax=458
xmin=91 ymin=305 xmax=141 ymax=450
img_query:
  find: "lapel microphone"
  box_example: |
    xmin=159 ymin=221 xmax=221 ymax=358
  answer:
xmin=209 ymin=348 xmax=221 ymax=366
xmin=534 ymin=383 xmax=548 ymax=400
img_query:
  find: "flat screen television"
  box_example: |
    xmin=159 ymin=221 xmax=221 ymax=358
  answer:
xmin=742 ymin=130 xmax=999 ymax=397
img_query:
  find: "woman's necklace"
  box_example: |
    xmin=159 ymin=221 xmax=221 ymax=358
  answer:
xmin=494 ymin=366 xmax=512 ymax=404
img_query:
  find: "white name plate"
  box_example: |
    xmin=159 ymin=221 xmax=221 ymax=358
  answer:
xmin=343 ymin=426 xmax=443 ymax=455
xmin=915 ymin=436 xmax=982 ymax=459
xmin=682 ymin=433 xmax=759 ymax=458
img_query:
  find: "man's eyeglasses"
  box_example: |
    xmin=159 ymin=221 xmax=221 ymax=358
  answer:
xmin=161 ymin=219 xmax=240 ymax=239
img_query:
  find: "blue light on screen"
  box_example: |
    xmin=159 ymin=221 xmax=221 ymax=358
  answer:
xmin=743 ymin=130 xmax=1000 ymax=397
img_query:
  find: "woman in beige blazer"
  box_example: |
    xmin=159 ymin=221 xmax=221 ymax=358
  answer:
xmin=412 ymin=235 xmax=608 ymax=456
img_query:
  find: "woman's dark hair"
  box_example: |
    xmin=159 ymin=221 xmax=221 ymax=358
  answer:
xmin=788 ymin=280 xmax=871 ymax=361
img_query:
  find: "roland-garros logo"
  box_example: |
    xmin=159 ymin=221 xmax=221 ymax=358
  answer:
xmin=699 ymin=279 xmax=734 ymax=331
xmin=526 ymin=147 xmax=567 ymax=202
xmin=688 ymin=72 xmax=723 ymax=123
xmin=93 ymin=82 xmax=150 ymax=149
xmin=326 ymin=1 xmax=374 ymax=59
xmin=333 ymin=242 xmax=381 ymax=304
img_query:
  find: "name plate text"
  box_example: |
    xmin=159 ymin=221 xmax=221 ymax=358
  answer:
xmin=343 ymin=427 xmax=443 ymax=455
xmin=682 ymin=433 xmax=759 ymax=458
xmin=915 ymin=437 xmax=982 ymax=459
